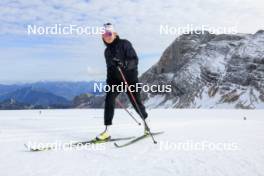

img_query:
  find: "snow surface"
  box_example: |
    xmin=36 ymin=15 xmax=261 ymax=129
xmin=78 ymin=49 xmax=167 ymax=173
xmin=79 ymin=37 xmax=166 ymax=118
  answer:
xmin=0 ymin=109 xmax=264 ymax=176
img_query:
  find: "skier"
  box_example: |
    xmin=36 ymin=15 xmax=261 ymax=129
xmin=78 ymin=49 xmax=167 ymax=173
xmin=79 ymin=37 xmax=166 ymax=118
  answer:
xmin=96 ymin=23 xmax=148 ymax=141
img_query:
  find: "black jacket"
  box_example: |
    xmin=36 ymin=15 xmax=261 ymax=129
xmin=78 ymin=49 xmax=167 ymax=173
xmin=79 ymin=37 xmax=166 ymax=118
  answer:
xmin=104 ymin=36 xmax=139 ymax=84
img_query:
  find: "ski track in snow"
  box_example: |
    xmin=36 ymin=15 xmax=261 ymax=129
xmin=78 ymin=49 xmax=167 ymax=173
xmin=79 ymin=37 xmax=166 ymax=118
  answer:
xmin=0 ymin=109 xmax=264 ymax=176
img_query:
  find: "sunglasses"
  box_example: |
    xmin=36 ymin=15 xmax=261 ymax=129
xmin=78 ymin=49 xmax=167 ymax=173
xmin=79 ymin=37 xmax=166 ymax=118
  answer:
xmin=103 ymin=31 xmax=112 ymax=37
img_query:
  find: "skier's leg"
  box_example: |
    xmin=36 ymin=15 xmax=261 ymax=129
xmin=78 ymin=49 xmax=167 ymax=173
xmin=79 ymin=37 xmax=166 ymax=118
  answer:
xmin=96 ymin=90 xmax=119 ymax=141
xmin=125 ymin=69 xmax=148 ymax=120
xmin=120 ymin=69 xmax=156 ymax=142
xmin=126 ymin=88 xmax=148 ymax=119
xmin=125 ymin=85 xmax=150 ymax=134
xmin=104 ymin=91 xmax=120 ymax=126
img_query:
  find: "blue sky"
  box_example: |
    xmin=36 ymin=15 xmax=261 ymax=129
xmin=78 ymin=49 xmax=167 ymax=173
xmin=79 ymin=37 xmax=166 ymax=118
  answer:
xmin=0 ymin=0 xmax=263 ymax=83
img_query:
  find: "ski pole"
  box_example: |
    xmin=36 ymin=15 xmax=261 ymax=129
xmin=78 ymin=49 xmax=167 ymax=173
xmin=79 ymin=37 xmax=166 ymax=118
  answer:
xmin=116 ymin=98 xmax=141 ymax=126
xmin=117 ymin=66 xmax=157 ymax=144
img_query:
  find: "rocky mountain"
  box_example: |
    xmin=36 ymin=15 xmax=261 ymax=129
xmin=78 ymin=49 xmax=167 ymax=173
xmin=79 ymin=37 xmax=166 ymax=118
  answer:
xmin=140 ymin=30 xmax=264 ymax=109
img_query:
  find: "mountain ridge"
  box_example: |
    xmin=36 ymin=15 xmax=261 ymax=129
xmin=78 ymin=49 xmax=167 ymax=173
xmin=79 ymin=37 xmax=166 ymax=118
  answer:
xmin=0 ymin=87 xmax=71 ymax=108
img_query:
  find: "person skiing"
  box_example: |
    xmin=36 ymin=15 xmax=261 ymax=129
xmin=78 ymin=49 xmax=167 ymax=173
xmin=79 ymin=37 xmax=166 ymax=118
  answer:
xmin=96 ymin=23 xmax=148 ymax=141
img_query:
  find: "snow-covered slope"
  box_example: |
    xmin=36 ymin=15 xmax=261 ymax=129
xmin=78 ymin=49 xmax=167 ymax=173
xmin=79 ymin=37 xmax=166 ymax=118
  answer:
xmin=0 ymin=109 xmax=263 ymax=176
xmin=140 ymin=30 xmax=264 ymax=109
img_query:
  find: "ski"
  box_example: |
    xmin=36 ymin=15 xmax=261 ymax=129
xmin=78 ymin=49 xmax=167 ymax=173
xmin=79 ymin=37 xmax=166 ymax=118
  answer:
xmin=25 ymin=136 xmax=135 ymax=152
xmin=114 ymin=131 xmax=164 ymax=148
xmin=71 ymin=136 xmax=134 ymax=146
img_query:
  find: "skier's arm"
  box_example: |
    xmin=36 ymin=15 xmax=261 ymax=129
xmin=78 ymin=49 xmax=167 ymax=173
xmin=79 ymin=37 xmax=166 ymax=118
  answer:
xmin=123 ymin=40 xmax=138 ymax=70
xmin=104 ymin=50 xmax=112 ymax=85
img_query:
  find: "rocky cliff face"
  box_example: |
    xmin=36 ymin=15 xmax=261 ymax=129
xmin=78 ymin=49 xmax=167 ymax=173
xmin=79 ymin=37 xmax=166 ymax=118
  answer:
xmin=140 ymin=30 xmax=264 ymax=109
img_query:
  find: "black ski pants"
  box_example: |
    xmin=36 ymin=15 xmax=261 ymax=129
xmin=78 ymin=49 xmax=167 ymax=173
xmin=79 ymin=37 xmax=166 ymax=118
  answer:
xmin=104 ymin=69 xmax=148 ymax=125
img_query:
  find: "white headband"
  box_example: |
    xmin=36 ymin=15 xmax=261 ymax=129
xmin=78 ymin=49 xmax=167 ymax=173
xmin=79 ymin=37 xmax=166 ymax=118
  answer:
xmin=104 ymin=23 xmax=115 ymax=32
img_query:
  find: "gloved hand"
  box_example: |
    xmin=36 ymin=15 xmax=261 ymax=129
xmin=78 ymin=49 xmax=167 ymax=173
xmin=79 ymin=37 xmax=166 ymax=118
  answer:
xmin=112 ymin=57 xmax=125 ymax=69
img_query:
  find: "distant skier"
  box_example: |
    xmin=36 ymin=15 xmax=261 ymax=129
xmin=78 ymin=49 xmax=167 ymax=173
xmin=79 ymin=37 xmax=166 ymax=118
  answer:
xmin=96 ymin=23 xmax=148 ymax=141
